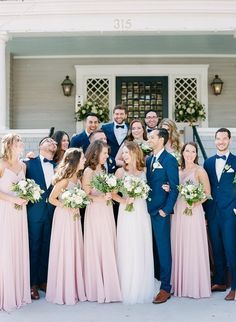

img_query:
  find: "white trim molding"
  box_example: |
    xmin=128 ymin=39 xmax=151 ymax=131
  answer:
xmin=75 ymin=64 xmax=209 ymax=128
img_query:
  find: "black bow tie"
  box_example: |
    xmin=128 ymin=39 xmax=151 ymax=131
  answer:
xmin=43 ymin=158 xmax=54 ymax=164
xmin=216 ymin=155 xmax=227 ymax=160
xmin=116 ymin=124 xmax=125 ymax=129
xmin=147 ymin=128 xmax=153 ymax=133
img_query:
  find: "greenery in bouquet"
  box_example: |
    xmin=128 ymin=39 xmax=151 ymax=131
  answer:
xmin=175 ymin=99 xmax=206 ymax=124
xmin=177 ymin=179 xmax=211 ymax=215
xmin=75 ymin=100 xmax=110 ymax=123
xmin=61 ymin=185 xmax=90 ymax=220
xmin=138 ymin=141 xmax=153 ymax=156
xmin=11 ymin=179 xmax=44 ymax=210
xmin=118 ymin=175 xmax=151 ymax=212
xmin=90 ymin=172 xmax=120 ymax=205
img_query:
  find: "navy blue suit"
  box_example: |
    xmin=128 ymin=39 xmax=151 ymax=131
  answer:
xmin=146 ymin=150 xmax=179 ymax=292
xmin=106 ymin=156 xmax=117 ymax=174
xmin=24 ymin=157 xmax=55 ymax=287
xmin=70 ymin=130 xmax=90 ymax=153
xmin=204 ymin=153 xmax=236 ymax=290
xmin=101 ymin=122 xmax=128 ymax=158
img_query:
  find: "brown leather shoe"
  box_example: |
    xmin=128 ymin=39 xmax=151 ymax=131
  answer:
xmin=39 ymin=283 xmax=47 ymax=292
xmin=225 ymin=290 xmax=235 ymax=301
xmin=211 ymin=284 xmax=227 ymax=292
xmin=153 ymin=289 xmax=171 ymax=304
xmin=31 ymin=286 xmax=40 ymax=300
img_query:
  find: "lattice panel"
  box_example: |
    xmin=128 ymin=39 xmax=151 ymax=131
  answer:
xmin=174 ymin=78 xmax=198 ymax=105
xmin=86 ymin=78 xmax=109 ymax=107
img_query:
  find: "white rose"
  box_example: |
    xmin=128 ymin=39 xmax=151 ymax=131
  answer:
xmin=106 ymin=177 xmax=117 ymax=187
xmin=134 ymin=187 xmax=142 ymax=194
xmin=33 ymin=191 xmax=41 ymax=200
xmin=18 ymin=180 xmax=27 ymax=189
xmin=75 ymin=196 xmax=83 ymax=205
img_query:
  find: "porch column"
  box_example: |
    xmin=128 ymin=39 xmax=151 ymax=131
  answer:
xmin=0 ymin=32 xmax=9 ymax=130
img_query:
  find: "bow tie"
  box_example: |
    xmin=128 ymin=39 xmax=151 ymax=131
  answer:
xmin=116 ymin=124 xmax=125 ymax=129
xmin=43 ymin=158 xmax=54 ymax=164
xmin=147 ymin=128 xmax=153 ymax=133
xmin=216 ymin=154 xmax=227 ymax=160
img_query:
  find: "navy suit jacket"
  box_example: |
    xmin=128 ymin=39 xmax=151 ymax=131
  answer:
xmin=106 ymin=156 xmax=117 ymax=174
xmin=204 ymin=153 xmax=236 ymax=220
xmin=70 ymin=130 xmax=90 ymax=153
xmin=101 ymin=122 xmax=128 ymax=158
xmin=146 ymin=150 xmax=179 ymax=217
xmin=24 ymin=157 xmax=55 ymax=223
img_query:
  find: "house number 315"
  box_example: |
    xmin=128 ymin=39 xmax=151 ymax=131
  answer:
xmin=113 ymin=19 xmax=132 ymax=30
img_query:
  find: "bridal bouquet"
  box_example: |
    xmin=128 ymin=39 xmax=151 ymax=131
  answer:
xmin=90 ymin=172 xmax=119 ymax=205
xmin=119 ymin=175 xmax=151 ymax=212
xmin=139 ymin=141 xmax=152 ymax=156
xmin=177 ymin=179 xmax=210 ymax=215
xmin=61 ymin=185 xmax=90 ymax=220
xmin=12 ymin=179 xmax=44 ymax=210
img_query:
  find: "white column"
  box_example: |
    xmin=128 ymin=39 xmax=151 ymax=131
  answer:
xmin=0 ymin=32 xmax=9 ymax=131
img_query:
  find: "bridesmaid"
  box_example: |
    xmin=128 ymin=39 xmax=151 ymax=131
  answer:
xmin=171 ymin=142 xmax=211 ymax=298
xmin=115 ymin=119 xmax=148 ymax=167
xmin=46 ymin=148 xmax=87 ymax=305
xmin=82 ymin=141 xmax=122 ymax=303
xmin=0 ymin=133 xmax=31 ymax=312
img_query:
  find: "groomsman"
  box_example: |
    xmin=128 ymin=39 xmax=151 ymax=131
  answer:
xmin=146 ymin=128 xmax=179 ymax=304
xmin=101 ymin=105 xmax=128 ymax=158
xmin=204 ymin=128 xmax=236 ymax=301
xmin=25 ymin=137 xmax=57 ymax=300
xmin=70 ymin=113 xmax=99 ymax=153
xmin=145 ymin=110 xmax=159 ymax=134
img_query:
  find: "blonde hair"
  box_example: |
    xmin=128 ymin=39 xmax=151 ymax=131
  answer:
xmin=52 ymin=148 xmax=83 ymax=185
xmin=1 ymin=133 xmax=22 ymax=163
xmin=123 ymin=141 xmax=145 ymax=171
xmin=159 ymin=118 xmax=181 ymax=152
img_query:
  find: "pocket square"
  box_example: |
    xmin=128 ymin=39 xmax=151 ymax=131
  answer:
xmin=226 ymin=168 xmax=235 ymax=173
xmin=152 ymin=161 xmax=163 ymax=170
xmin=233 ymin=209 xmax=236 ymax=215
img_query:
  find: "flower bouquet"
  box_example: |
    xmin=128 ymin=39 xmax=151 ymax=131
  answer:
xmin=75 ymin=100 xmax=110 ymax=123
xmin=177 ymin=179 xmax=210 ymax=215
xmin=61 ymin=185 xmax=90 ymax=220
xmin=119 ymin=175 xmax=151 ymax=212
xmin=11 ymin=179 xmax=44 ymax=210
xmin=175 ymin=99 xmax=206 ymax=125
xmin=90 ymin=172 xmax=119 ymax=205
xmin=139 ymin=141 xmax=152 ymax=156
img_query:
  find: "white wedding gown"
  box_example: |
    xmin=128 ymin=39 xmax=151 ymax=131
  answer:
xmin=117 ymin=172 xmax=155 ymax=304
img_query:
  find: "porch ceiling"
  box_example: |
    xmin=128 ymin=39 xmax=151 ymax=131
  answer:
xmin=8 ymin=34 xmax=236 ymax=57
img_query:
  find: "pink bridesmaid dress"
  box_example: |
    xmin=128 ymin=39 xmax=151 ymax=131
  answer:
xmin=84 ymin=188 xmax=122 ymax=303
xmin=171 ymin=166 xmax=211 ymax=298
xmin=0 ymin=168 xmax=31 ymax=312
xmin=46 ymin=181 xmax=86 ymax=305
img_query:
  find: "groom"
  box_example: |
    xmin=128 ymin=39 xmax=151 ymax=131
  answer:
xmin=204 ymin=128 xmax=236 ymax=300
xmin=147 ymin=128 xmax=179 ymax=304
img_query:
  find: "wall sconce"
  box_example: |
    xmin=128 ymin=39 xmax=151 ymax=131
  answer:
xmin=211 ymin=75 xmax=223 ymax=96
xmin=61 ymin=75 xmax=74 ymax=96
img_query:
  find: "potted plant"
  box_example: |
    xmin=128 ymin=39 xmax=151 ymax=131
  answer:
xmin=175 ymin=99 xmax=206 ymax=125
xmin=75 ymin=100 xmax=110 ymax=123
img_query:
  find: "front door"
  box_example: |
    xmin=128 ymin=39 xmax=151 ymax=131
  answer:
xmin=116 ymin=76 xmax=168 ymax=123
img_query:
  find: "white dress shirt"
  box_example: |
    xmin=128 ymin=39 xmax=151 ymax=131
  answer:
xmin=39 ymin=155 xmax=54 ymax=189
xmin=113 ymin=122 xmax=128 ymax=146
xmin=215 ymin=151 xmax=229 ymax=181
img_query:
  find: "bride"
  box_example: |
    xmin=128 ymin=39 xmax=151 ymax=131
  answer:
xmin=113 ymin=141 xmax=155 ymax=304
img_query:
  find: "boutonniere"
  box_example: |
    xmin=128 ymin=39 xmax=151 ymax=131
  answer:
xmin=223 ymin=164 xmax=231 ymax=173
xmin=108 ymin=157 xmax=113 ymax=164
xmin=152 ymin=160 xmax=163 ymax=171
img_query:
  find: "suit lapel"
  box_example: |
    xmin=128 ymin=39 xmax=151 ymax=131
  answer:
xmin=108 ymin=123 xmax=119 ymax=146
xmin=35 ymin=156 xmax=47 ymax=191
xmin=219 ymin=152 xmax=233 ymax=184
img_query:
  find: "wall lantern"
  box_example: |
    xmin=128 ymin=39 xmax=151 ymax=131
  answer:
xmin=61 ymin=75 xmax=74 ymax=96
xmin=211 ymin=75 xmax=223 ymax=96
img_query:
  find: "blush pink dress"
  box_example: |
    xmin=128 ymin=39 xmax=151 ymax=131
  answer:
xmin=171 ymin=166 xmax=211 ymax=298
xmin=84 ymin=186 xmax=121 ymax=303
xmin=0 ymin=168 xmax=31 ymax=312
xmin=46 ymin=181 xmax=86 ymax=305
